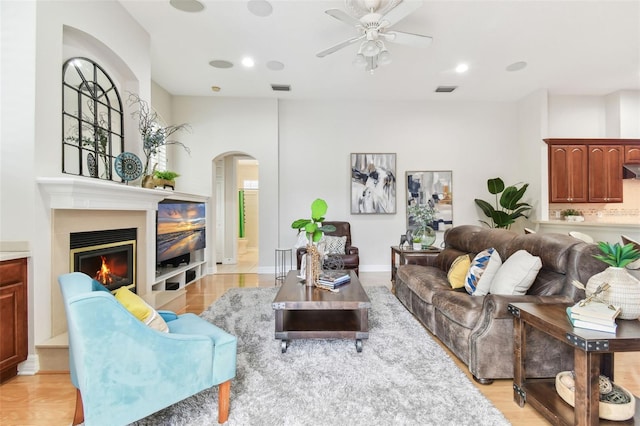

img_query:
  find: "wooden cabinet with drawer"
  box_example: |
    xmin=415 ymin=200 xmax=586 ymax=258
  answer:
xmin=0 ymin=258 xmax=28 ymax=382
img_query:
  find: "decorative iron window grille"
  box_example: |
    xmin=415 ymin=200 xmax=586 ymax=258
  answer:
xmin=62 ymin=57 xmax=124 ymax=180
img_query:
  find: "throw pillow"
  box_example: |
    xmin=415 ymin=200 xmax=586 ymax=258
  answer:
xmin=324 ymin=235 xmax=347 ymax=255
xmin=465 ymin=248 xmax=502 ymax=296
xmin=114 ymin=287 xmax=169 ymax=333
xmin=447 ymin=254 xmax=471 ymax=289
xmin=489 ymin=250 xmax=542 ymax=295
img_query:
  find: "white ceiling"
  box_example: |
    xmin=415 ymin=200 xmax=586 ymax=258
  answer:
xmin=119 ymin=0 xmax=640 ymax=101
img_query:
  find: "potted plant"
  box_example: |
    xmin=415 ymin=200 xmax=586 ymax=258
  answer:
xmin=561 ymin=208 xmax=584 ymax=222
xmin=127 ymin=93 xmax=191 ymax=184
xmin=412 ymin=235 xmax=422 ymax=250
xmin=586 ymin=242 xmax=640 ymax=319
xmin=145 ymin=170 xmax=180 ymax=190
xmin=474 ymin=177 xmax=532 ymax=229
xmin=291 ymin=199 xmax=336 ymax=286
xmin=407 ymin=203 xmax=437 ymax=248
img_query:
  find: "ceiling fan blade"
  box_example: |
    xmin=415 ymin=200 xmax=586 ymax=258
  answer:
xmin=383 ymin=30 xmax=432 ymax=48
xmin=316 ymin=34 xmax=365 ymax=58
xmin=325 ymin=8 xmax=361 ymax=27
xmin=381 ymin=0 xmax=424 ymax=27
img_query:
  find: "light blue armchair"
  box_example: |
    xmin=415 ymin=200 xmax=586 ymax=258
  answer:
xmin=58 ymin=272 xmax=237 ymax=425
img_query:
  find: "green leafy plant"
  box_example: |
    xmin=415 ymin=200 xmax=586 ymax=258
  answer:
xmin=593 ymin=242 xmax=640 ymax=268
xmin=561 ymin=208 xmax=582 ymax=218
xmin=474 ymin=177 xmax=532 ymax=229
xmin=291 ymin=199 xmax=336 ymax=244
xmin=128 ymin=93 xmax=191 ymax=176
xmin=153 ymin=170 xmax=180 ymax=180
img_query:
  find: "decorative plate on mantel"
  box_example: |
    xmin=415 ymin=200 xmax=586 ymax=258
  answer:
xmin=114 ymin=152 xmax=143 ymax=182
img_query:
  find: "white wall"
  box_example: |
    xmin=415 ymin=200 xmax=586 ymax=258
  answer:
xmin=170 ymin=97 xmax=279 ymax=272
xmin=277 ymin=100 xmax=522 ymax=270
xmin=1 ymin=1 xmax=152 ymax=351
xmin=548 ymin=95 xmax=607 ymax=137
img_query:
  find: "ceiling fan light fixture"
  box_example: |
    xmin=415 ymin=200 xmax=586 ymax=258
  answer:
xmin=362 ymin=40 xmax=380 ymax=57
xmin=353 ymin=52 xmax=367 ymax=67
xmin=378 ymin=49 xmax=391 ymax=65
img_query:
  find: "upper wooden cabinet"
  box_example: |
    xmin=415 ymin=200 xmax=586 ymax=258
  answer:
xmin=588 ymin=145 xmax=623 ymax=202
xmin=545 ymin=139 xmax=640 ymax=204
xmin=626 ymin=145 xmax=640 ymax=164
xmin=548 ymin=145 xmax=588 ymax=203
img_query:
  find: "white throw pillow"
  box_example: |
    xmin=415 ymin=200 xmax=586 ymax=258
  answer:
xmin=489 ymin=250 xmax=542 ymax=295
xmin=465 ymin=248 xmax=502 ymax=296
xmin=324 ymin=235 xmax=347 ymax=255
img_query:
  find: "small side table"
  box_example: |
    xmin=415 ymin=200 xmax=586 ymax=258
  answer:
xmin=509 ymin=302 xmax=640 ymax=425
xmin=275 ymin=248 xmax=292 ymax=284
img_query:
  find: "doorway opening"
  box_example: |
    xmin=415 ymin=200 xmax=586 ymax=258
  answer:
xmin=213 ymin=153 xmax=259 ymax=274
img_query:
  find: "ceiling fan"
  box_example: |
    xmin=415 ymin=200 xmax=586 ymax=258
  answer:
xmin=316 ymin=0 xmax=433 ymax=73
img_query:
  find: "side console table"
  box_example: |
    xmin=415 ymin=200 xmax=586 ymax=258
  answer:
xmin=508 ymin=302 xmax=640 ymax=425
xmin=390 ymin=245 xmax=441 ymax=284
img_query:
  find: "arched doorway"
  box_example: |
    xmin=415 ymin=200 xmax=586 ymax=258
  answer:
xmin=212 ymin=153 xmax=259 ymax=274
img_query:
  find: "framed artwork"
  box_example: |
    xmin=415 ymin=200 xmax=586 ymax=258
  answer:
xmin=406 ymin=170 xmax=453 ymax=231
xmin=350 ymin=153 xmax=396 ymax=214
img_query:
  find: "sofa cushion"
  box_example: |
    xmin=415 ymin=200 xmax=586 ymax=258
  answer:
xmin=465 ymin=248 xmax=502 ymax=296
xmin=490 ymin=250 xmax=542 ymax=295
xmin=397 ymin=264 xmax=452 ymax=304
xmin=433 ymin=291 xmax=486 ymax=329
xmin=448 ymin=254 xmax=471 ymax=289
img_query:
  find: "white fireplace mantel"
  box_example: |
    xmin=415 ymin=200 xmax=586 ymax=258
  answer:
xmin=37 ymin=177 xmax=207 ymax=210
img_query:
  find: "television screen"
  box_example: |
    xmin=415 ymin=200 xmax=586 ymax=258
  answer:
xmin=156 ymin=202 xmax=206 ymax=264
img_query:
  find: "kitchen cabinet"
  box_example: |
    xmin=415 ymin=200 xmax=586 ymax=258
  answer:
xmin=588 ymin=145 xmax=623 ymax=202
xmin=626 ymin=145 xmax=640 ymax=164
xmin=548 ymin=145 xmax=588 ymax=203
xmin=0 ymin=258 xmax=28 ymax=382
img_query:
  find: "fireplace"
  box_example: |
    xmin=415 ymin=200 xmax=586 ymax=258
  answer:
xmin=70 ymin=228 xmax=137 ymax=292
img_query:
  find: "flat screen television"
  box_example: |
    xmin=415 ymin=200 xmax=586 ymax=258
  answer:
xmin=156 ymin=201 xmax=206 ymax=265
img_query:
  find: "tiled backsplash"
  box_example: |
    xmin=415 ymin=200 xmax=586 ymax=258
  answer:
xmin=549 ymin=179 xmax=640 ymax=223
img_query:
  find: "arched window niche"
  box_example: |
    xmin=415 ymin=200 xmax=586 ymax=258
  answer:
xmin=62 ymin=57 xmax=124 ymax=180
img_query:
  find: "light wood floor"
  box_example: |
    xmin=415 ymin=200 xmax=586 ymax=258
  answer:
xmin=2 ymin=272 xmax=639 ymax=425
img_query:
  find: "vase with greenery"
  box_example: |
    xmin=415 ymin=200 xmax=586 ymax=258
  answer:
xmin=291 ymin=199 xmax=336 ymax=286
xmin=407 ymin=203 xmax=437 ymax=248
xmin=128 ymin=93 xmax=191 ymax=181
xmin=474 ymin=177 xmax=532 ymax=229
xmin=586 ymin=242 xmax=640 ymax=319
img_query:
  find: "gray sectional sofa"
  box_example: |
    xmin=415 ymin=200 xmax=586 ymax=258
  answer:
xmin=394 ymin=225 xmax=607 ymax=384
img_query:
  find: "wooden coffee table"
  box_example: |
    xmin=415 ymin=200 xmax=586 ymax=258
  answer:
xmin=272 ymin=270 xmax=371 ymax=353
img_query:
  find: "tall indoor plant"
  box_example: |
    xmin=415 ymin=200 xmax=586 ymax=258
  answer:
xmin=291 ymin=198 xmax=336 ymax=286
xmin=128 ymin=93 xmax=191 ymax=186
xmin=586 ymin=242 xmax=640 ymax=319
xmin=474 ymin=177 xmax=532 ymax=229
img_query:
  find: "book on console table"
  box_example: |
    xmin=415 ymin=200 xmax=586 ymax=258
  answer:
xmin=318 ymin=271 xmax=350 ymax=283
xmin=566 ymin=306 xmax=618 ymax=334
xmin=569 ymin=300 xmax=621 ymax=321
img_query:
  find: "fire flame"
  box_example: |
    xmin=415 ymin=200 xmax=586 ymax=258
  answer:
xmin=95 ymin=256 xmax=113 ymax=285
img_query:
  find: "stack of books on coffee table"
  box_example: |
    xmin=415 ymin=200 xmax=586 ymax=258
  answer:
xmin=318 ymin=271 xmax=351 ymax=289
xmin=566 ymin=301 xmax=621 ymax=334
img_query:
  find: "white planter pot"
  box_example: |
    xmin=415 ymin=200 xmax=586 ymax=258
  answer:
xmin=413 ymin=243 xmax=421 ymax=250
xmin=586 ymin=267 xmax=640 ymax=320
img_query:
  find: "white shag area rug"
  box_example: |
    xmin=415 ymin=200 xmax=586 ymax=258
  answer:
xmin=133 ymin=286 xmax=510 ymax=425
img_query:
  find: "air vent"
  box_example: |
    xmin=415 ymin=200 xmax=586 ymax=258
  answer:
xmin=435 ymin=86 xmax=457 ymax=93
xmin=271 ymin=84 xmax=291 ymax=92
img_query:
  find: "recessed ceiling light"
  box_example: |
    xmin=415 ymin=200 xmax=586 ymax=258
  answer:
xmin=242 ymin=57 xmax=255 ymax=68
xmin=247 ymin=0 xmax=273 ymax=17
xmin=455 ymin=63 xmax=469 ymax=73
xmin=169 ymin=0 xmax=204 ymax=13
xmin=209 ymin=60 xmax=234 ymax=69
xmin=506 ymin=61 xmax=527 ymax=72
xmin=266 ymin=61 xmax=285 ymax=71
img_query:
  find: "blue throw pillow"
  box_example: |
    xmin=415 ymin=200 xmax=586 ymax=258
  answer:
xmin=464 ymin=248 xmax=502 ymax=295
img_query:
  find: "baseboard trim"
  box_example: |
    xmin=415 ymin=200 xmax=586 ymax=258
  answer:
xmin=18 ymin=354 xmax=39 ymax=375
